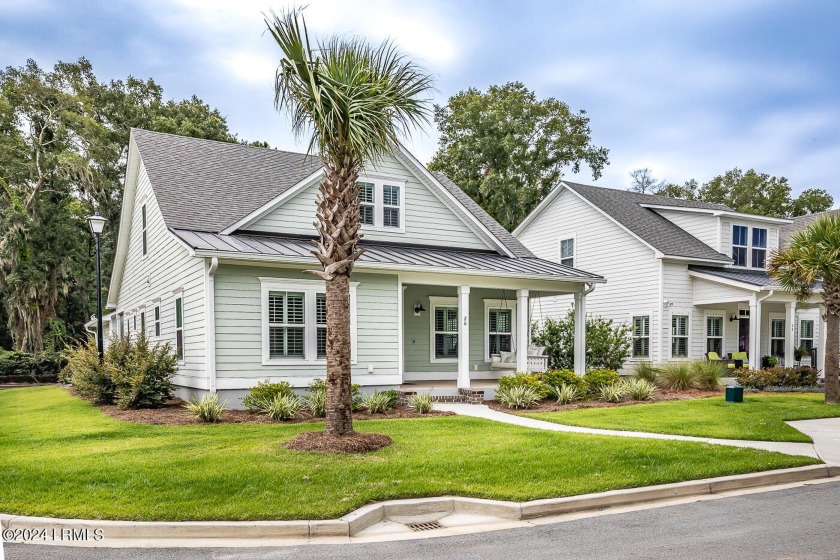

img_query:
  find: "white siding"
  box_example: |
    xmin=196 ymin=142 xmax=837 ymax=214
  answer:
xmin=654 ymin=209 xmax=719 ymax=249
xmin=720 ymin=218 xmax=780 ymax=269
xmin=693 ymin=278 xmax=754 ymax=305
xmin=245 ymin=154 xmax=490 ymax=250
xmin=213 ymin=265 xmax=399 ymax=386
xmin=516 ymin=188 xmax=661 ymax=366
xmin=114 ymin=161 xmax=207 ymax=385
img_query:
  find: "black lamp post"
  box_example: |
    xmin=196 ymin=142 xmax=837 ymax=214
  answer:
xmin=87 ymin=212 xmax=108 ymax=363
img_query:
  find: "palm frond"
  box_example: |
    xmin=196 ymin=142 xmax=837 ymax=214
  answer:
xmin=770 ymin=213 xmax=840 ymax=303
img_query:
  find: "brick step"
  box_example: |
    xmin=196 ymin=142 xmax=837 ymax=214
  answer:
xmin=397 ymin=388 xmax=484 ymax=405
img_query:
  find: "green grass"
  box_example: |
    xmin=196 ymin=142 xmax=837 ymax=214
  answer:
xmin=0 ymin=387 xmax=819 ymax=521
xmin=525 ymin=393 xmax=840 ymax=443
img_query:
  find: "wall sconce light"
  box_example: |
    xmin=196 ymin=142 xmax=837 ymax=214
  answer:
xmin=413 ymin=302 xmax=426 ymax=316
xmin=729 ymin=313 xmax=738 ymax=322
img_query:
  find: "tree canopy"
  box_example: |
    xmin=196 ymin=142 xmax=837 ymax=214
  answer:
xmin=429 ymin=82 xmax=609 ymax=231
xmin=0 ymin=58 xmax=241 ymax=351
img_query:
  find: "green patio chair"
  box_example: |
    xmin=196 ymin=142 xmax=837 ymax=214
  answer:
xmin=730 ymin=352 xmax=748 ymax=369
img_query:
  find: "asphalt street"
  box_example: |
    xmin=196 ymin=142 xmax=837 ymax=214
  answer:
xmin=6 ymin=481 xmax=840 ymax=560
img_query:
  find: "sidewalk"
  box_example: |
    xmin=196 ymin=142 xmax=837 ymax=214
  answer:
xmin=435 ymin=403 xmax=824 ymax=459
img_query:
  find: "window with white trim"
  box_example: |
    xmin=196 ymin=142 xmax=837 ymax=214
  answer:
xmin=175 ymin=297 xmax=184 ymax=361
xmin=140 ymin=311 xmax=146 ymax=336
xmin=752 ymin=227 xmax=767 ymax=268
xmin=672 ymin=315 xmax=689 ymax=357
xmin=632 ymin=315 xmax=650 ymax=358
xmin=118 ymin=312 xmax=124 ymax=339
xmin=706 ymin=315 xmax=723 ymax=355
xmin=431 ymin=298 xmax=459 ymax=361
xmin=559 ymin=237 xmax=575 ymax=267
xmin=141 ymin=204 xmax=148 ymax=256
xmin=260 ymin=279 xmax=356 ymax=364
xmin=154 ymin=306 xmax=161 ymax=337
xmin=800 ymin=320 xmax=814 ymax=352
xmin=357 ymin=177 xmax=405 ymax=231
xmin=488 ymin=308 xmax=513 ymax=356
xmin=770 ymin=318 xmax=785 ymax=357
xmin=732 ymin=225 xmax=748 ymax=266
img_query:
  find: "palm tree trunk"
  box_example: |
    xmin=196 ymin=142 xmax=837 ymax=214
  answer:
xmin=325 ymin=272 xmax=353 ymax=434
xmin=825 ymin=309 xmax=839 ymax=404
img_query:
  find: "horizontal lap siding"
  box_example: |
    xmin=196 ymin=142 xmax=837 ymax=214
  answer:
xmin=213 ymin=265 xmax=399 ymax=382
xmin=245 ymin=154 xmax=489 ymax=250
xmin=654 ymin=209 xmax=719 ymax=249
xmin=115 ymin=162 xmax=206 ymax=382
xmin=720 ymin=219 xmax=780 ymax=265
xmin=516 ymin=189 xmax=660 ymax=362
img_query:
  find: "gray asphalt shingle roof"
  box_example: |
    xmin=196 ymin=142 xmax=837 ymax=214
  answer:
xmin=563 ymin=181 xmax=733 ymax=262
xmin=688 ymin=265 xmax=778 ymax=287
xmin=173 ymin=229 xmax=602 ymax=282
xmin=131 ymin=129 xmax=532 ymax=258
xmin=781 ymin=209 xmax=840 ymax=246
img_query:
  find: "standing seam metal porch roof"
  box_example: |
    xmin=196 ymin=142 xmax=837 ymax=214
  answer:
xmin=172 ymin=229 xmax=603 ymax=282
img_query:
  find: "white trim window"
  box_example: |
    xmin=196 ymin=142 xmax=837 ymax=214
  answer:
xmin=154 ymin=305 xmax=161 ymax=337
xmin=770 ymin=318 xmax=785 ymax=357
xmin=140 ymin=310 xmax=146 ymax=336
xmin=559 ymin=236 xmax=575 ymax=268
xmin=357 ymin=176 xmax=406 ymax=232
xmin=732 ymin=225 xmax=748 ymax=266
xmin=671 ymin=314 xmax=689 ymax=357
xmin=800 ymin=319 xmax=814 ymax=351
xmin=175 ymin=297 xmax=184 ymax=361
xmin=706 ymin=315 xmax=723 ymax=355
xmin=632 ymin=315 xmax=650 ymax=358
xmin=752 ymin=227 xmax=767 ymax=269
xmin=484 ymin=299 xmax=516 ymax=361
xmin=141 ymin=204 xmax=148 ymax=256
xmin=260 ymin=278 xmax=357 ymax=365
xmin=430 ymin=296 xmax=458 ymax=362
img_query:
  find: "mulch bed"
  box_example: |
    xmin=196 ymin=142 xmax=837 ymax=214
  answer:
xmin=487 ymin=388 xmax=724 ymax=414
xmin=285 ymin=431 xmax=393 ymax=453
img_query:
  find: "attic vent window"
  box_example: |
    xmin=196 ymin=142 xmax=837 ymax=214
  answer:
xmin=357 ymin=177 xmax=405 ymax=232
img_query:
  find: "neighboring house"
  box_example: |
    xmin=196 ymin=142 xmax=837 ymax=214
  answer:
xmin=99 ymin=129 xmax=603 ymax=404
xmin=514 ymin=182 xmax=826 ymax=372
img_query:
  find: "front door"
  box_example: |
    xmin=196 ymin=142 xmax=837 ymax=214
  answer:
xmin=738 ymin=318 xmax=750 ymax=353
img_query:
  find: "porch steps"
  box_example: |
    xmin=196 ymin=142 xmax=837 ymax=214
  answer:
xmin=397 ymin=387 xmax=487 ymax=405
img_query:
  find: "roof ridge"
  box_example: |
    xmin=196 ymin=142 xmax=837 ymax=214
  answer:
xmin=562 ymin=179 xmax=733 ymax=211
xmin=131 ymin=127 xmax=318 ymax=161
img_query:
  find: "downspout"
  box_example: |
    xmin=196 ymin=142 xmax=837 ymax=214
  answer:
xmin=658 ymin=259 xmax=665 ymax=363
xmin=206 ymin=257 xmax=219 ymax=394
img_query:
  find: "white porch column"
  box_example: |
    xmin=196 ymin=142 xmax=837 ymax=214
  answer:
xmin=457 ymin=286 xmax=471 ymax=389
xmin=785 ymin=302 xmax=796 ymax=368
xmin=749 ymin=298 xmax=760 ymax=367
xmin=819 ymin=304 xmax=827 ymax=373
xmin=516 ymin=289 xmax=529 ymax=372
xmin=574 ymin=291 xmax=586 ymax=375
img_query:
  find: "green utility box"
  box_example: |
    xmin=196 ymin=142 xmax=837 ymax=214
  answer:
xmin=726 ymin=385 xmax=744 ymax=403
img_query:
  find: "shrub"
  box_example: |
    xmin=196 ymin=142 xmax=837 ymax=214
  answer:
xmin=304 ymin=380 xmax=327 ymax=417
xmin=657 ymin=362 xmax=699 ymax=390
xmin=184 ymin=394 xmax=228 ymax=423
xmin=692 ymin=360 xmax=725 ymax=390
xmin=242 ymin=380 xmax=294 ymax=413
xmin=549 ymin=383 xmax=579 ymax=405
xmin=632 ymin=361 xmax=659 ymax=383
xmin=776 ymin=367 xmax=819 ymax=387
xmin=599 ymin=383 xmax=624 ymax=403
xmin=63 ymin=340 xmax=115 ymax=404
xmin=543 ymin=369 xmax=585 ymax=393
xmin=110 ymin=334 xmax=177 ymax=409
xmin=583 ymin=368 xmax=621 ymax=397
xmin=407 ymin=393 xmax=434 ymax=414
xmin=624 ymin=378 xmax=656 ymax=401
xmin=360 ymin=390 xmax=398 ymax=414
xmin=497 ymin=385 xmax=541 ymax=409
xmin=498 ymin=372 xmax=549 ymax=400
xmin=736 ymin=368 xmax=781 ymax=390
xmin=263 ymin=393 xmax=301 ymax=420
xmin=532 ymin=311 xmax=632 ymax=370
xmin=0 ymin=350 xmax=67 ymax=382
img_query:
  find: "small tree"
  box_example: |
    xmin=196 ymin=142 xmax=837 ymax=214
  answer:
xmin=769 ymin=214 xmax=840 ymax=404
xmin=532 ymin=310 xmax=631 ymax=371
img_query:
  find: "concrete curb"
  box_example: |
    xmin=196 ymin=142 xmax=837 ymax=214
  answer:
xmin=0 ymin=465 xmax=833 ymax=544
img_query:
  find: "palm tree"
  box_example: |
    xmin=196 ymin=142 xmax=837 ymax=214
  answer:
xmin=266 ymin=10 xmax=433 ymax=436
xmin=769 ymin=214 xmax=840 ymax=404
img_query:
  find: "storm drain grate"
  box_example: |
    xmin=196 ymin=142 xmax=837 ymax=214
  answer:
xmin=406 ymin=521 xmax=444 ymax=532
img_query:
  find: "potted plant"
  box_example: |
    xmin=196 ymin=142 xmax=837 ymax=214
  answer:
xmin=794 ymin=346 xmax=807 ymax=362
xmin=761 ymin=355 xmax=778 ymax=369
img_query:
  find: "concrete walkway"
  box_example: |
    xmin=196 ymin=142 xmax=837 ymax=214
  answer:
xmin=436 ymin=403 xmax=823 ymax=459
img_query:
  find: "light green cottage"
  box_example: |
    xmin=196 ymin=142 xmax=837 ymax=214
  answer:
xmin=102 ymin=129 xmax=603 ymax=406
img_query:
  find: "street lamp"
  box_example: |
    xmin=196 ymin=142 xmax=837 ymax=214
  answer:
xmin=87 ymin=212 xmax=108 ymax=363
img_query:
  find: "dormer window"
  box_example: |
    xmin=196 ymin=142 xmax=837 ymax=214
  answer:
xmin=732 ymin=225 xmax=768 ymax=269
xmin=357 ymin=177 xmax=405 ymax=232
xmin=751 ymin=228 xmax=767 ymax=268
xmin=732 ymin=225 xmax=748 ymax=266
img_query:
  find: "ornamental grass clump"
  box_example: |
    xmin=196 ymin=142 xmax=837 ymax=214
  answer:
xmin=632 ymin=361 xmax=659 ymax=384
xmin=692 ymin=360 xmax=725 ymax=390
xmin=407 ymin=393 xmax=434 ymax=414
xmin=242 ymin=380 xmax=294 ymax=413
xmin=184 ymin=394 xmax=228 ymax=423
xmin=599 ymin=383 xmax=625 ymax=403
xmin=360 ymin=390 xmax=398 ymax=414
xmin=549 ymin=383 xmax=579 ymax=405
xmin=657 ymin=362 xmax=698 ymax=390
xmin=624 ymin=378 xmax=656 ymax=401
xmin=497 ymin=385 xmax=541 ymax=409
xmin=263 ymin=393 xmax=301 ymax=421
xmin=304 ymin=379 xmax=327 ymax=417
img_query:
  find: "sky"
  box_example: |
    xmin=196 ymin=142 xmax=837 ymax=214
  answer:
xmin=2 ymin=0 xmax=840 ymax=201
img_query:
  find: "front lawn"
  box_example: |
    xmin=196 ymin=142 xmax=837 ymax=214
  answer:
xmin=524 ymin=393 xmax=840 ymax=443
xmin=0 ymin=387 xmax=819 ymax=521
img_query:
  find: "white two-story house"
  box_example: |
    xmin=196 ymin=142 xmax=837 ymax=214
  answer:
xmin=98 ymin=130 xmax=603 ymax=405
xmin=514 ymin=181 xmax=826 ymax=371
